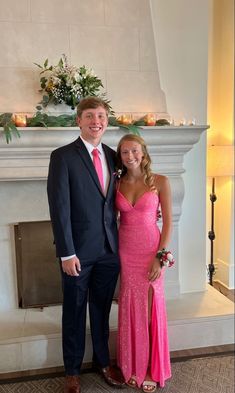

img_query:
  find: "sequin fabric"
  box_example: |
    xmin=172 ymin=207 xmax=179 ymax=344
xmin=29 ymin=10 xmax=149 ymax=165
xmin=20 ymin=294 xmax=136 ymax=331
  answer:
xmin=115 ymin=190 xmax=171 ymax=388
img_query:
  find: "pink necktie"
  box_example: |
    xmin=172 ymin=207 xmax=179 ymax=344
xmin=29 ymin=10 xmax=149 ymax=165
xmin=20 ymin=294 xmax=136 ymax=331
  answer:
xmin=92 ymin=148 xmax=104 ymax=191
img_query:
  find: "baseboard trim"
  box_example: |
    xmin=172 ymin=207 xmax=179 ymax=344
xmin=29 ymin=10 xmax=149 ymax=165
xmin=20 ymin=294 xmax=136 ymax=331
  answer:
xmin=214 ymin=279 xmax=232 ymax=290
xmin=0 ymin=344 xmax=234 ymax=383
xmin=170 ymin=343 xmax=234 ymax=362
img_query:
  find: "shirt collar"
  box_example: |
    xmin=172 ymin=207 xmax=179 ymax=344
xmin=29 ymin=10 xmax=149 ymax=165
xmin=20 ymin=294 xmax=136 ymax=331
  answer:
xmin=80 ymin=136 xmax=103 ymax=155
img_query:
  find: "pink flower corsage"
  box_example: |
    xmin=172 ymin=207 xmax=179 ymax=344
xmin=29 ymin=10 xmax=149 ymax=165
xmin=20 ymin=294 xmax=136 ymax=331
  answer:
xmin=156 ymin=248 xmax=175 ymax=267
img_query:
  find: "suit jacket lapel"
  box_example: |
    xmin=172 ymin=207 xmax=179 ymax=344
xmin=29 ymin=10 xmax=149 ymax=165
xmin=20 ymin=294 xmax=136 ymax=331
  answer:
xmin=75 ymin=137 xmax=103 ymax=193
xmin=102 ymin=143 xmax=115 ymax=197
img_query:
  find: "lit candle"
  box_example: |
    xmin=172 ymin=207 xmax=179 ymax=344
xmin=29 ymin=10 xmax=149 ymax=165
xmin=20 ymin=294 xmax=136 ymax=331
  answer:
xmin=189 ymin=118 xmax=196 ymax=126
xmin=120 ymin=114 xmax=132 ymax=125
xmin=14 ymin=114 xmax=27 ymax=127
xmin=169 ymin=117 xmax=175 ymax=125
xmin=179 ymin=118 xmax=186 ymax=126
xmin=145 ymin=113 xmax=156 ymax=126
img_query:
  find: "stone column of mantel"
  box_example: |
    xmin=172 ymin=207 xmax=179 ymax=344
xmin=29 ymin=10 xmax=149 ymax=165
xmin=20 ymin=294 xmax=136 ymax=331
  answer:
xmin=0 ymin=125 xmax=208 ymax=299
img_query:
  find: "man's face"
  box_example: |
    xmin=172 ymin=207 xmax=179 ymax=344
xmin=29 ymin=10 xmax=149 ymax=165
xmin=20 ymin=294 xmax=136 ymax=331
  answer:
xmin=77 ymin=106 xmax=108 ymax=145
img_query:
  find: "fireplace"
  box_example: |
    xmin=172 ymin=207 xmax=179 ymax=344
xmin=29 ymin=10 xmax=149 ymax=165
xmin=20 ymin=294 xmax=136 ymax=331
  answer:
xmin=14 ymin=220 xmax=62 ymax=308
xmin=0 ymin=125 xmax=208 ymax=311
xmin=14 ymin=219 xmax=120 ymax=308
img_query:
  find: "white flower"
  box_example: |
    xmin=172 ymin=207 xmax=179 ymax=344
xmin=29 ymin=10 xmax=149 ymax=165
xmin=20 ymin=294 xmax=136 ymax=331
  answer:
xmin=35 ymin=55 xmax=106 ymax=110
xmin=163 ymin=260 xmax=170 ymax=267
xmin=51 ymin=76 xmax=61 ymax=85
xmin=166 ymin=252 xmax=174 ymax=262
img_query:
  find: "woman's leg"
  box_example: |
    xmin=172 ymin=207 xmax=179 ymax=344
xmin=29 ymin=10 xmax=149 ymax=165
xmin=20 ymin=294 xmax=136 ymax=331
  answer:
xmin=142 ymin=285 xmax=157 ymax=392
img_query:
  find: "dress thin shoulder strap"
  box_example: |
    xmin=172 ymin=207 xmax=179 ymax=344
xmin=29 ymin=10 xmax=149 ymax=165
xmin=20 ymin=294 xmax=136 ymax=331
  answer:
xmin=116 ymin=179 xmax=121 ymax=192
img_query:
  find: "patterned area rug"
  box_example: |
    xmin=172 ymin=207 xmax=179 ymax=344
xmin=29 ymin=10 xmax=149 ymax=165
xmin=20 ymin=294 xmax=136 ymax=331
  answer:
xmin=0 ymin=355 xmax=234 ymax=393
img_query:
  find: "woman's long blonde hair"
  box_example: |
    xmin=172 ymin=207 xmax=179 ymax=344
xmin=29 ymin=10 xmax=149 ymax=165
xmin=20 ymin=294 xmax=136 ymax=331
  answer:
xmin=116 ymin=134 xmax=157 ymax=192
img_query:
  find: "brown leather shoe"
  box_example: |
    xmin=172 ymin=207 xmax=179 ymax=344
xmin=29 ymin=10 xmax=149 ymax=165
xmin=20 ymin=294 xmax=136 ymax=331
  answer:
xmin=98 ymin=366 xmax=125 ymax=388
xmin=64 ymin=375 xmax=81 ymax=393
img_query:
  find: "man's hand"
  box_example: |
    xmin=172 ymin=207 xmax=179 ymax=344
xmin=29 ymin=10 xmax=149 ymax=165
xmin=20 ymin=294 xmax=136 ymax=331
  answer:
xmin=62 ymin=256 xmax=81 ymax=276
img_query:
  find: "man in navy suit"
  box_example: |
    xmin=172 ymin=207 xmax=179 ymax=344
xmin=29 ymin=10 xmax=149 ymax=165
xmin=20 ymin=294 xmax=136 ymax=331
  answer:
xmin=47 ymin=97 xmax=124 ymax=393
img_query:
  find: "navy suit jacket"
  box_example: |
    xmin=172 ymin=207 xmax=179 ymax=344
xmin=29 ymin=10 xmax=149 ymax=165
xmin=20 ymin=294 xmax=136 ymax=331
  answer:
xmin=47 ymin=137 xmax=118 ymax=262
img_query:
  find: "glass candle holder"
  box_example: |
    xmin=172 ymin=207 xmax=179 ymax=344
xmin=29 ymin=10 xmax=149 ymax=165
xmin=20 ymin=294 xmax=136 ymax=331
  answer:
xmin=14 ymin=114 xmax=27 ymax=127
xmin=145 ymin=113 xmax=156 ymax=126
xmin=189 ymin=118 xmax=196 ymax=126
xmin=119 ymin=113 xmax=133 ymax=125
xmin=179 ymin=118 xmax=186 ymax=126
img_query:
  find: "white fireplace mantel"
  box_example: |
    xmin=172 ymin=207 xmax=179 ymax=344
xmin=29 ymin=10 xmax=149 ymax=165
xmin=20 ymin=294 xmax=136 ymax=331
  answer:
xmin=0 ymin=125 xmax=208 ymax=181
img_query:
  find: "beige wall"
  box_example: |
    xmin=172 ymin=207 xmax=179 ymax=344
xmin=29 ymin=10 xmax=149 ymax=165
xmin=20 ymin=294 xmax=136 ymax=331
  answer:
xmin=207 ymin=0 xmax=234 ymax=146
xmin=0 ymin=0 xmax=167 ymax=115
xmin=151 ymin=0 xmax=209 ymax=125
xmin=151 ymin=0 xmax=209 ymax=293
xmin=207 ymin=0 xmax=234 ymax=288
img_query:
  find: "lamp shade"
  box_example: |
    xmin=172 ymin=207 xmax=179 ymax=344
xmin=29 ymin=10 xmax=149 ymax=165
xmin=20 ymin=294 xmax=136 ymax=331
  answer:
xmin=207 ymin=145 xmax=234 ymax=177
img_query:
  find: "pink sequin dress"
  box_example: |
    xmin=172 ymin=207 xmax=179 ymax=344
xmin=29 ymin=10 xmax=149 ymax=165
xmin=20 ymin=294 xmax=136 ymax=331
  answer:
xmin=115 ymin=190 xmax=171 ymax=388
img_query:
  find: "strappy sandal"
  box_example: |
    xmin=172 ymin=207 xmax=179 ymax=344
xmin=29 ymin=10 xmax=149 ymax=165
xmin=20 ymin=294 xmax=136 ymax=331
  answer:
xmin=142 ymin=380 xmax=157 ymax=393
xmin=127 ymin=376 xmax=138 ymax=389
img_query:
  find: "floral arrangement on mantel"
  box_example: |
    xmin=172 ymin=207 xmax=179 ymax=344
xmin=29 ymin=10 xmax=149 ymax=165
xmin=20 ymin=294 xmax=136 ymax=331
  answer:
xmin=35 ymin=54 xmax=108 ymax=110
xmin=0 ymin=54 xmax=170 ymax=144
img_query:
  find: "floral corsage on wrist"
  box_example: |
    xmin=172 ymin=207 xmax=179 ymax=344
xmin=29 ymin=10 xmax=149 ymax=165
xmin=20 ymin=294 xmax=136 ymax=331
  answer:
xmin=156 ymin=248 xmax=175 ymax=268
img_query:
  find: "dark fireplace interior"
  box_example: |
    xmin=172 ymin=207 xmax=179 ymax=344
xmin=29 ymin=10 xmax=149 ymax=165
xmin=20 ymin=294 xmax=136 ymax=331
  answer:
xmin=14 ymin=220 xmax=63 ymax=308
xmin=14 ymin=220 xmax=119 ymax=308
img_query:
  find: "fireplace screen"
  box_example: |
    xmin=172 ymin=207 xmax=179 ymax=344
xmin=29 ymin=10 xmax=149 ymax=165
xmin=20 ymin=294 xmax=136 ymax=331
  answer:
xmin=14 ymin=220 xmax=63 ymax=308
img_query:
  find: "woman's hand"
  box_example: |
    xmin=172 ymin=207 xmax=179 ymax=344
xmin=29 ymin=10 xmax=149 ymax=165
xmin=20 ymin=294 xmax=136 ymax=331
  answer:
xmin=148 ymin=258 xmax=162 ymax=281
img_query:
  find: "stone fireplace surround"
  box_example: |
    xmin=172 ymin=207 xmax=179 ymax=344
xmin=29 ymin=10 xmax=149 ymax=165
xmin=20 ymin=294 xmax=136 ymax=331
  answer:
xmin=0 ymin=124 xmax=206 ymax=307
xmin=0 ymin=125 xmax=234 ymax=374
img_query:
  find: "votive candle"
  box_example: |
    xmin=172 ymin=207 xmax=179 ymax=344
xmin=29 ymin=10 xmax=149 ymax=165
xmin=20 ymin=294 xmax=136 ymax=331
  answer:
xmin=120 ymin=114 xmax=132 ymax=125
xmin=14 ymin=114 xmax=27 ymax=127
xmin=145 ymin=113 xmax=156 ymax=126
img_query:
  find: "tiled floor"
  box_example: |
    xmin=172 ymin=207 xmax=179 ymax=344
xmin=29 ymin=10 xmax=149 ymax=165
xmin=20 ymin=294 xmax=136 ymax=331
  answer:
xmin=0 ymin=354 xmax=234 ymax=392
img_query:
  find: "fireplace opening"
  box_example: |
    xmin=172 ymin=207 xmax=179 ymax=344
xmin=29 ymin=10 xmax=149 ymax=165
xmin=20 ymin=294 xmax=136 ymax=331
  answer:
xmin=14 ymin=220 xmax=63 ymax=308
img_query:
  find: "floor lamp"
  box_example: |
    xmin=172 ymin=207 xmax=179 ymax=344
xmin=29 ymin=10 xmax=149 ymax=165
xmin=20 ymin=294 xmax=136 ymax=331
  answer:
xmin=207 ymin=145 xmax=234 ymax=286
xmin=208 ymin=176 xmax=216 ymax=286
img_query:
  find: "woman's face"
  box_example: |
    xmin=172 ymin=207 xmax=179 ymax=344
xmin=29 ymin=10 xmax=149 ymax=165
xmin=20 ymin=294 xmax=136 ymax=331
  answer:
xmin=120 ymin=140 xmax=144 ymax=170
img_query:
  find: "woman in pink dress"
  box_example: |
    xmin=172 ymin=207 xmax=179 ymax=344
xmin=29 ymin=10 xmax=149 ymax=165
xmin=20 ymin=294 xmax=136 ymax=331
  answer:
xmin=115 ymin=134 xmax=173 ymax=392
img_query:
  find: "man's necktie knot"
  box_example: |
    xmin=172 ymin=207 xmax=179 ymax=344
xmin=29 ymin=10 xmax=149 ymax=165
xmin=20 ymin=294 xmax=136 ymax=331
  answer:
xmin=92 ymin=148 xmax=99 ymax=157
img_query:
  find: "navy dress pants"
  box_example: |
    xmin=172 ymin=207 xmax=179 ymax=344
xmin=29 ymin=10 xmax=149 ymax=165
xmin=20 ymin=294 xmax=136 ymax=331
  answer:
xmin=61 ymin=252 xmax=120 ymax=375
